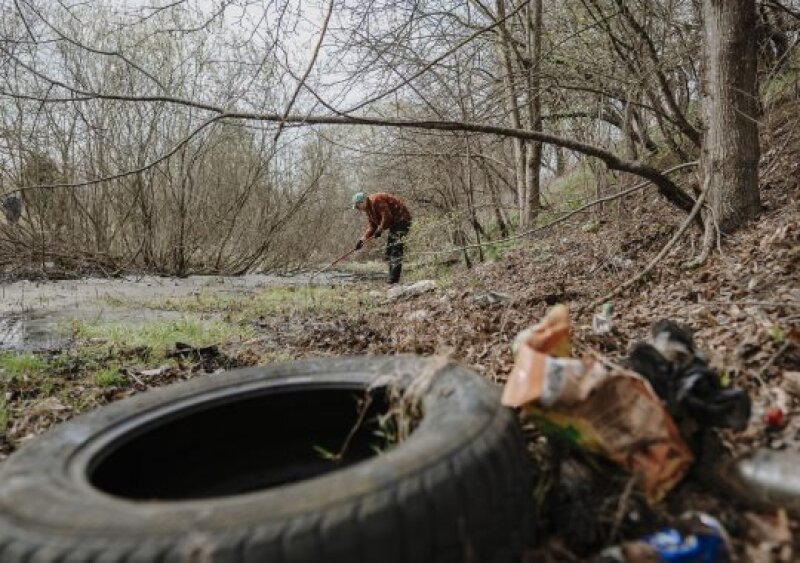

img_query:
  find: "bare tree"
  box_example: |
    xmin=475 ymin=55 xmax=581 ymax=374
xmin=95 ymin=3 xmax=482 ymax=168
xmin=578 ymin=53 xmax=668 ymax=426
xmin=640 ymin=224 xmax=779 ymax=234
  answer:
xmin=0 ymin=0 xmax=794 ymax=276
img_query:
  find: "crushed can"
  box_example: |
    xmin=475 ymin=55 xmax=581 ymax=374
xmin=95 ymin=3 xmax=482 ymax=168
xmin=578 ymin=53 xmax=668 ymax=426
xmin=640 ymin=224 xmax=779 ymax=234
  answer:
xmin=598 ymin=513 xmax=730 ymax=562
xmin=642 ymin=513 xmax=729 ymax=562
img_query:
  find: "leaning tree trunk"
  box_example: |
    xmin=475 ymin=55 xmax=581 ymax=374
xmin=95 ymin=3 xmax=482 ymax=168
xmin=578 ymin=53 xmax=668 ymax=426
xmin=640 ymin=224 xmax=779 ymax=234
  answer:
xmin=700 ymin=0 xmax=761 ymax=251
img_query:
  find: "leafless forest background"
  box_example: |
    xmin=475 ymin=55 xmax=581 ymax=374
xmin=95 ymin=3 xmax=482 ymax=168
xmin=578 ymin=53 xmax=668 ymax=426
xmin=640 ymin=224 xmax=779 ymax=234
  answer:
xmin=0 ymin=0 xmax=797 ymax=278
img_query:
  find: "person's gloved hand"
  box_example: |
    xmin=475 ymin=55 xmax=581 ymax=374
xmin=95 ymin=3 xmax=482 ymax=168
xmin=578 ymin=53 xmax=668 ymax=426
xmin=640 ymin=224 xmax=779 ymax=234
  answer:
xmin=373 ymin=228 xmax=382 ymax=238
xmin=355 ymin=239 xmax=364 ymax=250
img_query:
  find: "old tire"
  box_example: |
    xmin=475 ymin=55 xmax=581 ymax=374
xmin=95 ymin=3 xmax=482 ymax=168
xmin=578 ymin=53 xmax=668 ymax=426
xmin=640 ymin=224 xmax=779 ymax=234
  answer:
xmin=0 ymin=355 xmax=533 ymax=562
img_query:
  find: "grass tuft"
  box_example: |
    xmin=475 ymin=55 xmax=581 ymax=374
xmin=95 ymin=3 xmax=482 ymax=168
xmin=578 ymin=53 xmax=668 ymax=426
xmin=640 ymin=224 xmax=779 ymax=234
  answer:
xmin=0 ymin=352 xmax=49 ymax=379
xmin=94 ymin=368 xmax=126 ymax=387
xmin=138 ymin=285 xmax=374 ymax=321
xmin=73 ymin=318 xmax=254 ymax=358
xmin=0 ymin=397 xmax=7 ymax=432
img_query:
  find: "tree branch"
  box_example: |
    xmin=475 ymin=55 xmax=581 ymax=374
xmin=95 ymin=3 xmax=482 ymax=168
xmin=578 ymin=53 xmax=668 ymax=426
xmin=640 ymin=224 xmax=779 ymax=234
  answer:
xmin=274 ymin=0 xmax=334 ymax=142
xmin=9 ymin=114 xmax=228 ymax=195
xmin=611 ymin=0 xmax=701 ymax=145
xmin=19 ymin=0 xmax=166 ymax=91
xmin=8 ymin=103 xmax=697 ymax=212
xmin=412 ymin=160 xmax=699 ymax=257
xmin=2 ymin=40 xmax=695 ymax=213
xmin=579 ymin=172 xmax=711 ymax=317
xmin=340 ymin=0 xmax=529 ymax=115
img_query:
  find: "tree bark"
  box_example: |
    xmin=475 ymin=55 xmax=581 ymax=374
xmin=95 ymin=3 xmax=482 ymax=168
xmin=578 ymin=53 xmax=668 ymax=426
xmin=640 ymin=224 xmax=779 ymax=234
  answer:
xmin=700 ymin=0 xmax=761 ymax=242
xmin=524 ymin=0 xmax=543 ymax=226
xmin=495 ymin=0 xmax=527 ymax=230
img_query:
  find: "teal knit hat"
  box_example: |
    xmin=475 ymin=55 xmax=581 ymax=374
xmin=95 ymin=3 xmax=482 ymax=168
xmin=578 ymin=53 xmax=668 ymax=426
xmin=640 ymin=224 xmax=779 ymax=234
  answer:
xmin=352 ymin=192 xmax=366 ymax=208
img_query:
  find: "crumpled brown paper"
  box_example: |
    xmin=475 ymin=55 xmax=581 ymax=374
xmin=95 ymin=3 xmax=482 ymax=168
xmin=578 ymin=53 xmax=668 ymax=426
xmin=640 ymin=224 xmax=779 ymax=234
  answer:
xmin=502 ymin=305 xmax=693 ymax=503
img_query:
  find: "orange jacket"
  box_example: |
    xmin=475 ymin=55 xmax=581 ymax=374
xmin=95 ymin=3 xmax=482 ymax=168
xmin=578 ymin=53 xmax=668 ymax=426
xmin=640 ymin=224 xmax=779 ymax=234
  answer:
xmin=361 ymin=193 xmax=412 ymax=240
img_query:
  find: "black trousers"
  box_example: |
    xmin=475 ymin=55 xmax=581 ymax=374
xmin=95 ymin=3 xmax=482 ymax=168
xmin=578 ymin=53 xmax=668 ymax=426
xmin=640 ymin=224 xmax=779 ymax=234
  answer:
xmin=385 ymin=222 xmax=410 ymax=283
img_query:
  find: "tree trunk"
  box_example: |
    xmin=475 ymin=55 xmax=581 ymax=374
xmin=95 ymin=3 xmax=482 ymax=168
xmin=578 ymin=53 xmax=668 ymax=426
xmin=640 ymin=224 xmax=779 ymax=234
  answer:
xmin=485 ymin=171 xmax=509 ymax=238
xmin=495 ymin=0 xmax=527 ymax=230
xmin=524 ymin=0 xmax=543 ymax=226
xmin=623 ymin=96 xmax=638 ymax=160
xmin=700 ymin=0 xmax=760 ymax=246
xmin=464 ymin=139 xmax=485 ymax=262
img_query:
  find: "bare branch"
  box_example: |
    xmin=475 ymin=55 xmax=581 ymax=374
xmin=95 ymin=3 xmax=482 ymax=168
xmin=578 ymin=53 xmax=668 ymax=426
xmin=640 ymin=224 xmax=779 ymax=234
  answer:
xmin=580 ymin=171 xmax=711 ymax=316
xmin=10 ymin=114 xmax=228 ymax=195
xmin=13 ymin=0 xmax=37 ymax=43
xmin=413 ymin=160 xmax=699 ymax=257
xmin=274 ymin=0 xmax=334 ymax=142
xmin=19 ymin=0 xmax=166 ymax=91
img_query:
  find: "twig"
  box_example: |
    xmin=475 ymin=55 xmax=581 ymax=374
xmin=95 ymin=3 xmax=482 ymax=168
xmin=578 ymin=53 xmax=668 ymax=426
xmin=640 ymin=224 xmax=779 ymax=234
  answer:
xmin=609 ymin=475 xmax=638 ymax=542
xmin=579 ymin=174 xmax=711 ymax=317
xmin=19 ymin=0 xmax=166 ymax=90
xmin=110 ymin=238 xmax=147 ymax=277
xmin=273 ymin=0 xmax=334 ymax=143
xmin=13 ymin=0 xmax=37 ymax=42
xmin=332 ymin=392 xmax=373 ymax=461
xmin=759 ymin=341 xmax=792 ymax=380
xmin=710 ymin=300 xmax=800 ymax=309
xmin=340 ymin=1 xmax=532 ymax=115
xmin=413 ymin=161 xmax=699 ymax=258
xmin=10 ymin=114 xmax=227 ymax=195
xmin=125 ymin=369 xmax=146 ymax=387
xmin=762 ymin=109 xmax=800 ymax=178
xmin=765 ymin=0 xmax=800 ymax=21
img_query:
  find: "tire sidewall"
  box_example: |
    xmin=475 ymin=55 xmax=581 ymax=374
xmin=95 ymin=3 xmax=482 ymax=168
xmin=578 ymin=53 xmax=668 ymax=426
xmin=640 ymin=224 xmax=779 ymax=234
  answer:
xmin=0 ymin=355 xmax=501 ymax=540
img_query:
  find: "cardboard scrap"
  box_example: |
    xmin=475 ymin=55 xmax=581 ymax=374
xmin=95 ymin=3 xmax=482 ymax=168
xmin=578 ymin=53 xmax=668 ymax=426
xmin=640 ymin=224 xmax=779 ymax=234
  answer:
xmin=502 ymin=305 xmax=693 ymax=503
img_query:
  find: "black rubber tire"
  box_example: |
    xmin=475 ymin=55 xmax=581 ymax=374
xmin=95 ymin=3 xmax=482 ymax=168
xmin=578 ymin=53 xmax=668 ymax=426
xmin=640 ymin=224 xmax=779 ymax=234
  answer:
xmin=0 ymin=355 xmax=533 ymax=562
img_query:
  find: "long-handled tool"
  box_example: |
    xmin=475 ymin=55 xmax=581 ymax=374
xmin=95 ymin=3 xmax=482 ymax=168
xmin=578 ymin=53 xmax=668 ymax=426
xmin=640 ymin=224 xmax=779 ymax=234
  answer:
xmin=309 ymin=246 xmax=359 ymax=280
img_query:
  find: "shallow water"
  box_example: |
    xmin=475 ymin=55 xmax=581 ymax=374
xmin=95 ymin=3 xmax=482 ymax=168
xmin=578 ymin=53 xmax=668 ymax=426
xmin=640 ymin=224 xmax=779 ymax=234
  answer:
xmin=0 ymin=272 xmax=353 ymax=352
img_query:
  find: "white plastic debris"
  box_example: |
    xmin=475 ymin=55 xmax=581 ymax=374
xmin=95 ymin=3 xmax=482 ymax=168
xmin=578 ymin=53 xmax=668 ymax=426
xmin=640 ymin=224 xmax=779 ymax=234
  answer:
xmin=404 ymin=309 xmax=430 ymax=321
xmin=387 ymin=279 xmax=437 ymax=300
xmin=592 ymin=302 xmax=614 ymax=334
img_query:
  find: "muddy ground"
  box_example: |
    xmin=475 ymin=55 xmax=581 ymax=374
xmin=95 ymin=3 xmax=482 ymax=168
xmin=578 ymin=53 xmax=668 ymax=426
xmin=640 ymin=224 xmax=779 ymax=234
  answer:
xmin=0 ymin=271 xmax=355 ymax=351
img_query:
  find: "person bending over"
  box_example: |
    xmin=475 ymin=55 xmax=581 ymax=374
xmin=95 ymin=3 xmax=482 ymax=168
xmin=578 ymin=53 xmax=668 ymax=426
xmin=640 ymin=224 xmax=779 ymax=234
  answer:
xmin=353 ymin=192 xmax=412 ymax=284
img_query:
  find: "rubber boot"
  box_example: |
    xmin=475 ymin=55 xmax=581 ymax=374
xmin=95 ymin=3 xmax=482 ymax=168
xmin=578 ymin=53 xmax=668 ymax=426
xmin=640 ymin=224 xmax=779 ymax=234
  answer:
xmin=388 ymin=263 xmax=402 ymax=284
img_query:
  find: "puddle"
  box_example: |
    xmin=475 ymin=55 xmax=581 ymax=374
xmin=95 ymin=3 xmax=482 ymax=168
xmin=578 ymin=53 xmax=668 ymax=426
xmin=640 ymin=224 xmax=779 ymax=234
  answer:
xmin=0 ymin=272 xmax=355 ymax=352
xmin=0 ymin=309 xmax=190 ymax=352
xmin=0 ymin=314 xmax=71 ymax=352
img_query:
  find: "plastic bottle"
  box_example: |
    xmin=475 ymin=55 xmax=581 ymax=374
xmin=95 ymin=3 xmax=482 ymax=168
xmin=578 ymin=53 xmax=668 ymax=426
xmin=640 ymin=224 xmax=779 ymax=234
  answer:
xmin=592 ymin=302 xmax=614 ymax=334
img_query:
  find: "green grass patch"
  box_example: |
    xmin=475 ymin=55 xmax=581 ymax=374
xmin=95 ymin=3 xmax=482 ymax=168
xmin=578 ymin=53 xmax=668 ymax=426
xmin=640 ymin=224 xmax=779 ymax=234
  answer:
xmin=100 ymin=295 xmax=131 ymax=308
xmin=93 ymin=367 xmax=126 ymax=387
xmin=251 ymin=286 xmax=367 ymax=316
xmin=0 ymin=352 xmax=49 ymax=379
xmin=259 ymin=350 xmax=295 ymax=364
xmin=482 ymin=215 xmax=517 ymax=240
xmin=0 ymin=397 xmax=8 ymax=432
xmin=140 ymin=285 xmax=372 ymax=321
xmin=581 ymin=219 xmax=602 ymax=233
xmin=73 ymin=318 xmax=254 ymax=357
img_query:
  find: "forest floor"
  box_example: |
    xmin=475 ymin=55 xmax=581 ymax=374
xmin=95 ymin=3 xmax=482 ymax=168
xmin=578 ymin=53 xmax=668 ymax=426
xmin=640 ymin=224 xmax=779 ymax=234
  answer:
xmin=1 ymin=100 xmax=798 ymax=559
